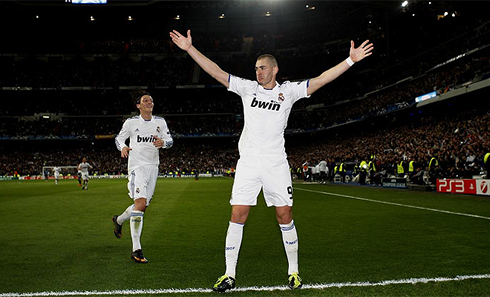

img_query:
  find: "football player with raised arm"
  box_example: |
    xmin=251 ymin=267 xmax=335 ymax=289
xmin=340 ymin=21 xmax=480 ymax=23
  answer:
xmin=170 ymin=29 xmax=373 ymax=292
xmin=113 ymin=89 xmax=173 ymax=264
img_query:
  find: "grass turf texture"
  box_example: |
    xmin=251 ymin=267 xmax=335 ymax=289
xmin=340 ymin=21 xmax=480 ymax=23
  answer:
xmin=1 ymin=178 xmax=490 ymax=296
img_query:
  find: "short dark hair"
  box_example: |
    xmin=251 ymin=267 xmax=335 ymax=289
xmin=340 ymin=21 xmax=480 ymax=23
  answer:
xmin=130 ymin=89 xmax=151 ymax=105
xmin=257 ymin=54 xmax=278 ymax=68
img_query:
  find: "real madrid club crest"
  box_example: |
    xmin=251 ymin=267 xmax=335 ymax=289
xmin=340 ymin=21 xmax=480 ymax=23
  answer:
xmin=156 ymin=126 xmax=161 ymax=133
xmin=278 ymin=93 xmax=285 ymax=102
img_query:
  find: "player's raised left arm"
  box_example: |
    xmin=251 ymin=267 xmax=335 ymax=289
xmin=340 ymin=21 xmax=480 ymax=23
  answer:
xmin=307 ymin=40 xmax=373 ymax=96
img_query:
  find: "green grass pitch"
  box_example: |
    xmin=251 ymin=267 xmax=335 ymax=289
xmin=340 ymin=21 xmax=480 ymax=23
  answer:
xmin=1 ymin=177 xmax=490 ymax=296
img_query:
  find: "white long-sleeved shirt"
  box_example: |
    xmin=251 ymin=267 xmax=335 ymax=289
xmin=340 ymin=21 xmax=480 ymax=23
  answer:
xmin=115 ymin=115 xmax=173 ymax=172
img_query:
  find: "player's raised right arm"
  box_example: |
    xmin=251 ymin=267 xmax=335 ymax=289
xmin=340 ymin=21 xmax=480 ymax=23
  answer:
xmin=170 ymin=29 xmax=229 ymax=88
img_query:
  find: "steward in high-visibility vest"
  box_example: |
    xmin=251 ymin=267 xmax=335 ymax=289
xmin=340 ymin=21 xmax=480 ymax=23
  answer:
xmin=484 ymin=152 xmax=490 ymax=178
xmin=428 ymin=157 xmax=438 ymax=172
xmin=339 ymin=162 xmax=346 ymax=182
xmin=397 ymin=160 xmax=405 ymax=177
xmin=339 ymin=162 xmax=346 ymax=173
xmin=359 ymin=159 xmax=368 ymax=185
xmin=368 ymin=160 xmax=376 ymax=172
xmin=359 ymin=160 xmax=368 ymax=172
xmin=428 ymin=155 xmax=439 ymax=184
xmin=409 ymin=160 xmax=415 ymax=174
xmin=368 ymin=155 xmax=377 ymax=185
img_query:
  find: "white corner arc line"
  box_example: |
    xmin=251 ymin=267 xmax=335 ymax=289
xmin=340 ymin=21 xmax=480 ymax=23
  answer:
xmin=295 ymin=187 xmax=490 ymax=221
xmin=1 ymin=274 xmax=490 ymax=296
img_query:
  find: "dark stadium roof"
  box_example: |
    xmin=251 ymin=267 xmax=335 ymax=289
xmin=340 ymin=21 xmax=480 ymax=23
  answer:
xmin=3 ymin=1 xmax=485 ymax=37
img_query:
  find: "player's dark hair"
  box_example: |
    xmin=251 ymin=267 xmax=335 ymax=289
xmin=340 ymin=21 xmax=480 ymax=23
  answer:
xmin=131 ymin=89 xmax=151 ymax=105
xmin=257 ymin=54 xmax=278 ymax=68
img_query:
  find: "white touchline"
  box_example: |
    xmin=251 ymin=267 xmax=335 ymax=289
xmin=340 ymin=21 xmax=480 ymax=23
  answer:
xmin=295 ymin=187 xmax=490 ymax=221
xmin=1 ymin=274 xmax=490 ymax=296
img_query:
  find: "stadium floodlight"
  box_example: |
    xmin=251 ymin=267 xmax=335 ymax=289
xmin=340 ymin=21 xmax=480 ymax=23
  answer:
xmin=71 ymin=0 xmax=107 ymax=4
xmin=401 ymin=1 xmax=408 ymax=8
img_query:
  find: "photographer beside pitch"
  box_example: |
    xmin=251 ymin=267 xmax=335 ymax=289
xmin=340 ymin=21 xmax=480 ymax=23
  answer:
xmin=112 ymin=90 xmax=173 ymax=263
xmin=170 ymin=29 xmax=373 ymax=292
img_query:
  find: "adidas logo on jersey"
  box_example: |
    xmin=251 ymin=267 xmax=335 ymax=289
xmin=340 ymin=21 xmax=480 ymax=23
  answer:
xmin=137 ymin=135 xmax=157 ymax=143
xmin=251 ymin=97 xmax=280 ymax=111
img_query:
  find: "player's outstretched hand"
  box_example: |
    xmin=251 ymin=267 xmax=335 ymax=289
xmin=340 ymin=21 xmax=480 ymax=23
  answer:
xmin=350 ymin=40 xmax=374 ymax=63
xmin=170 ymin=29 xmax=192 ymax=51
xmin=121 ymin=146 xmax=132 ymax=158
xmin=153 ymin=136 xmax=165 ymax=149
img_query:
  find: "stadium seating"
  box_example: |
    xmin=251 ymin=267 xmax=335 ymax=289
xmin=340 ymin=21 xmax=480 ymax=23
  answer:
xmin=1 ymin=1 xmax=490 ymax=180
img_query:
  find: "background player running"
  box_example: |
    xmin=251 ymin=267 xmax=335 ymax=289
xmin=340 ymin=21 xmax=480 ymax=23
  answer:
xmin=53 ymin=166 xmax=61 ymax=186
xmin=77 ymin=158 xmax=93 ymax=190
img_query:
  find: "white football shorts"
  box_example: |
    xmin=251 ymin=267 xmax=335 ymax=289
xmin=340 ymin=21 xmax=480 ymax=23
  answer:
xmin=54 ymin=173 xmax=60 ymax=179
xmin=231 ymin=155 xmax=293 ymax=207
xmin=127 ymin=164 xmax=158 ymax=206
xmin=81 ymin=172 xmax=89 ymax=181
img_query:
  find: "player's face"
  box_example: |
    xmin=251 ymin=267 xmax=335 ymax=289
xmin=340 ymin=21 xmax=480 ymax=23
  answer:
xmin=137 ymin=95 xmax=154 ymax=113
xmin=255 ymin=58 xmax=277 ymax=87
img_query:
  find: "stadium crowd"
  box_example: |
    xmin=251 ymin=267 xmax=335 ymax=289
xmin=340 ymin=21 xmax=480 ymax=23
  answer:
xmin=1 ymin=47 xmax=489 ymax=138
xmin=1 ymin=2 xmax=490 ymax=185
xmin=1 ymin=101 xmax=489 ymax=185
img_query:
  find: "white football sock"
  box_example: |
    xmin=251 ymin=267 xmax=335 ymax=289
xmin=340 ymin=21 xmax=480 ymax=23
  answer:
xmin=225 ymin=221 xmax=244 ymax=278
xmin=130 ymin=210 xmax=144 ymax=251
xmin=117 ymin=204 xmax=134 ymax=225
xmin=280 ymin=220 xmax=299 ymax=275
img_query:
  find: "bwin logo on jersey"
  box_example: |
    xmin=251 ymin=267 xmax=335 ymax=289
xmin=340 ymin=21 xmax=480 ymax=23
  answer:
xmin=137 ymin=135 xmax=157 ymax=143
xmin=251 ymin=97 xmax=280 ymax=111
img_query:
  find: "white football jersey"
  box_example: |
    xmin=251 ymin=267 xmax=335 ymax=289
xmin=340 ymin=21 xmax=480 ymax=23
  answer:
xmin=78 ymin=162 xmax=92 ymax=174
xmin=318 ymin=160 xmax=327 ymax=172
xmin=228 ymin=75 xmax=309 ymax=157
xmin=115 ymin=115 xmax=173 ymax=172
